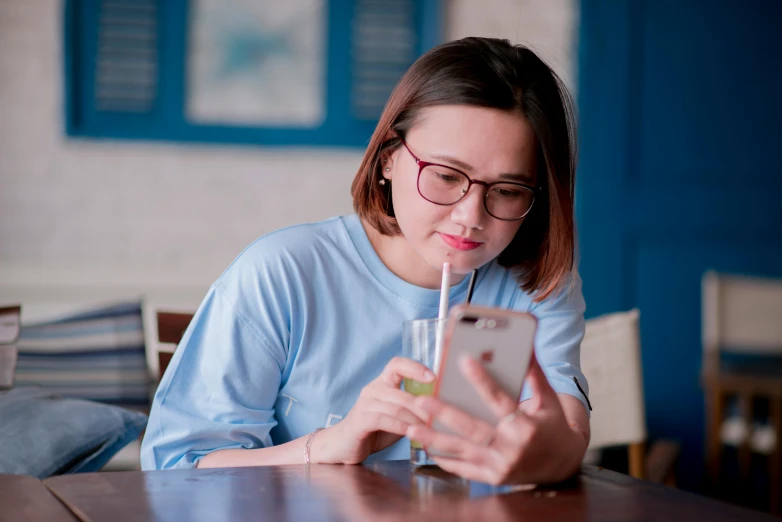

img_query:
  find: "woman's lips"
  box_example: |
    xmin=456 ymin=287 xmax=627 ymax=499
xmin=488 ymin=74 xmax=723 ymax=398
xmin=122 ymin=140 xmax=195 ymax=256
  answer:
xmin=439 ymin=233 xmax=483 ymax=251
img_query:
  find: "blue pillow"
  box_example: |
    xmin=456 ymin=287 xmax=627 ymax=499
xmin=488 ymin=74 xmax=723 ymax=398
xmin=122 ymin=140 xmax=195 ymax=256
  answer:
xmin=0 ymin=387 xmax=147 ymax=478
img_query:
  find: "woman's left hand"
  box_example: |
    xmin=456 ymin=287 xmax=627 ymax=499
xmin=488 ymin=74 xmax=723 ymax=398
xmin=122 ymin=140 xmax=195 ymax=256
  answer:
xmin=406 ymin=353 xmax=588 ymax=486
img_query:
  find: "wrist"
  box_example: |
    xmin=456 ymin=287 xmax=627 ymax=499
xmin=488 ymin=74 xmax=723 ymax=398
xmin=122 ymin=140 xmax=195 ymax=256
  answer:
xmin=305 ymin=427 xmax=326 ymax=463
xmin=307 ymin=425 xmax=340 ymax=464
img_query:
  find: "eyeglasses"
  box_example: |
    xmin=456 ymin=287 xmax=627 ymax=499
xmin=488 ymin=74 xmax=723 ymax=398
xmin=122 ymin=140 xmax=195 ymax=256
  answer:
xmin=400 ymin=140 xmax=538 ymax=221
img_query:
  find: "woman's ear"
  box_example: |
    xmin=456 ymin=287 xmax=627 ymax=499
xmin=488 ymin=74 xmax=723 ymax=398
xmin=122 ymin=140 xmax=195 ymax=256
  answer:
xmin=380 ymin=130 xmax=400 ymax=181
xmin=381 ymin=155 xmax=394 ymax=181
xmin=379 ymin=150 xmax=399 ymax=182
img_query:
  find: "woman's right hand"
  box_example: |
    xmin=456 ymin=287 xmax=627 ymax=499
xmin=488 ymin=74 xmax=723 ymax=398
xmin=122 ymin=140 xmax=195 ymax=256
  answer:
xmin=312 ymin=357 xmax=433 ymax=465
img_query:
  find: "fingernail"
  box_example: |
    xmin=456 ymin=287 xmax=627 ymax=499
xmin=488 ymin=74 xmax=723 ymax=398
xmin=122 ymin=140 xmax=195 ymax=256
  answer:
xmin=423 ymin=370 xmax=435 ymax=381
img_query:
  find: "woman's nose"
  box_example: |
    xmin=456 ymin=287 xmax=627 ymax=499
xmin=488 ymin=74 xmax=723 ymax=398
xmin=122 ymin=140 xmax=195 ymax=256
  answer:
xmin=449 ymin=184 xmax=487 ymax=230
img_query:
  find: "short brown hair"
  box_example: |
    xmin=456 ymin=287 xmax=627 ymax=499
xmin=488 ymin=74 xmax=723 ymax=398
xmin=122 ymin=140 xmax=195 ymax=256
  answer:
xmin=351 ymin=37 xmax=577 ymax=302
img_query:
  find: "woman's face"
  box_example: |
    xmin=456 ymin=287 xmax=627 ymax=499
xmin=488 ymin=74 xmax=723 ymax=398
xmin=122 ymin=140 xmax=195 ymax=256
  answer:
xmin=383 ymin=105 xmax=539 ymax=284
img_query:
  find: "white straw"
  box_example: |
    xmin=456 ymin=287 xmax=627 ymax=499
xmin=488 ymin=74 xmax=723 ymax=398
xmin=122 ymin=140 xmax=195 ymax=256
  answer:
xmin=433 ymin=262 xmax=451 ymax=372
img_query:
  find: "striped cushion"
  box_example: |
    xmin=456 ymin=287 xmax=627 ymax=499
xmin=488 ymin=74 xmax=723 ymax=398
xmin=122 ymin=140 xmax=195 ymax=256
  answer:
xmin=15 ymin=302 xmax=149 ymax=405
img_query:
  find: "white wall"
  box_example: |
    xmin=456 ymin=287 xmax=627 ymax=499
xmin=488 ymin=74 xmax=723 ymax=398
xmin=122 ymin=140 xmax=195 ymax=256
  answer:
xmin=0 ymin=0 xmax=576 ymax=318
xmin=448 ymin=0 xmax=577 ymax=88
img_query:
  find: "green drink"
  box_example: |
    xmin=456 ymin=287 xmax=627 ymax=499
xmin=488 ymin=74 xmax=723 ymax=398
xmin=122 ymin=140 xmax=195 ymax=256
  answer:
xmin=403 ymin=317 xmax=443 ymax=466
xmin=403 ymin=378 xmax=434 ymax=450
xmin=403 ymin=378 xmax=434 ymax=396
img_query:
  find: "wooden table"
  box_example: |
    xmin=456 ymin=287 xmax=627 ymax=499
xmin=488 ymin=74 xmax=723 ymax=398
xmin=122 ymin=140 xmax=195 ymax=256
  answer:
xmin=39 ymin=462 xmax=778 ymax=522
xmin=0 ymin=474 xmax=78 ymax=522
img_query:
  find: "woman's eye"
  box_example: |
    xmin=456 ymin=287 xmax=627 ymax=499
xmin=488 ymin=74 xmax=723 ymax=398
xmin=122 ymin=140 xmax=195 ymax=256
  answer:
xmin=436 ymin=172 xmax=461 ymax=183
xmin=494 ymin=188 xmax=523 ymax=198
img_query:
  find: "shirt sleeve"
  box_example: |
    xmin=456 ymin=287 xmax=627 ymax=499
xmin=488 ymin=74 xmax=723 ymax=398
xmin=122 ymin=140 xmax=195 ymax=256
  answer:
xmin=140 ymin=284 xmax=288 ymax=470
xmin=518 ymin=272 xmax=590 ymax=416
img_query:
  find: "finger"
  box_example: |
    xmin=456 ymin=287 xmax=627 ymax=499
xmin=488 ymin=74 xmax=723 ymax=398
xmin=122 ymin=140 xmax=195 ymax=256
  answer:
xmin=377 ymin=387 xmax=431 ymax=422
xmin=406 ymin=424 xmax=491 ymax=465
xmin=459 ymin=356 xmax=518 ymax=418
xmin=363 ymin=413 xmax=410 ymax=437
xmin=430 ymin=455 xmax=503 ymax=485
xmin=371 ymin=400 xmax=426 ymax=427
xmin=415 ymin=395 xmax=495 ymax=446
xmin=381 ymin=357 xmax=435 ymax=388
xmin=523 ymin=352 xmax=558 ymax=414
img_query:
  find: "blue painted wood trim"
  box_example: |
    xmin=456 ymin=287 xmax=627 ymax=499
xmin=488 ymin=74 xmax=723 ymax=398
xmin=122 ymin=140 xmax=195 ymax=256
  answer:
xmin=419 ymin=0 xmax=443 ymax=53
xmin=64 ymin=0 xmax=442 ymax=148
xmin=62 ymin=0 xmax=79 ymax=135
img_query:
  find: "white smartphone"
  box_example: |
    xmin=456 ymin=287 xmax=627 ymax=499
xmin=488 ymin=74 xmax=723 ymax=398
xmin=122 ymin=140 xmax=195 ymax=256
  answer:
xmin=432 ymin=305 xmax=537 ymax=433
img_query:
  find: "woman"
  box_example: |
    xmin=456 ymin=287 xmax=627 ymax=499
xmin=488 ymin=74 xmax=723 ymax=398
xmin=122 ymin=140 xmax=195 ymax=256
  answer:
xmin=141 ymin=37 xmax=590 ymax=486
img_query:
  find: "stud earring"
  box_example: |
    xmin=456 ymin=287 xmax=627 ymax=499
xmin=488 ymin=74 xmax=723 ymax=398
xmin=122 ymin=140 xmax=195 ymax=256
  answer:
xmin=384 ymin=167 xmax=390 ymax=172
xmin=379 ymin=179 xmax=386 ymax=185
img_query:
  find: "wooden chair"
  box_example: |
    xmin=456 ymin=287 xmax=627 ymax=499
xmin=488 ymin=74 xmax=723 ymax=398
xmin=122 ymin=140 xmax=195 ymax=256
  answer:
xmin=0 ymin=305 xmax=21 ymax=390
xmin=701 ymin=271 xmax=782 ymax=513
xmin=581 ymin=309 xmax=680 ymax=484
xmin=155 ymin=311 xmax=194 ymax=380
xmin=149 ymin=309 xmax=194 ymax=381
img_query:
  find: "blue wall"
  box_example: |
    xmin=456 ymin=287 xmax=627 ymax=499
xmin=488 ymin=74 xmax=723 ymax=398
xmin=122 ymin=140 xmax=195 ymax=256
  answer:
xmin=577 ymin=0 xmax=782 ymax=491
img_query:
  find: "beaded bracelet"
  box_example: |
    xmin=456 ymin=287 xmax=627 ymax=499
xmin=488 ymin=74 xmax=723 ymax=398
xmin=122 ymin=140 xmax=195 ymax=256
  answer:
xmin=304 ymin=427 xmax=326 ymax=464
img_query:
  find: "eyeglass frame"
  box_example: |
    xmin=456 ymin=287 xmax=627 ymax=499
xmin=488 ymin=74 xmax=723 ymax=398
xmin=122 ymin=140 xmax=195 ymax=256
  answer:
xmin=398 ymin=139 xmax=541 ymax=221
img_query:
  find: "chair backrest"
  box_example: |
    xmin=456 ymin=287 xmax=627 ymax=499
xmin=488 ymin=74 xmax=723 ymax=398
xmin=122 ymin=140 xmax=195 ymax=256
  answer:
xmin=141 ymin=300 xmax=196 ymax=381
xmin=702 ymin=271 xmax=782 ymax=358
xmin=581 ymin=309 xmax=647 ymax=450
xmin=155 ymin=311 xmax=194 ymax=380
xmin=0 ymin=305 xmax=21 ymax=390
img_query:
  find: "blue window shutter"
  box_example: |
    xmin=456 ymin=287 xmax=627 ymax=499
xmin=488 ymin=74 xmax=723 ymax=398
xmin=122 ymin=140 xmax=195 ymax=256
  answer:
xmin=92 ymin=1 xmax=159 ymax=113
xmin=68 ymin=0 xmax=169 ymax=138
xmin=65 ymin=0 xmax=442 ymax=147
xmin=350 ymin=0 xmax=419 ymax=120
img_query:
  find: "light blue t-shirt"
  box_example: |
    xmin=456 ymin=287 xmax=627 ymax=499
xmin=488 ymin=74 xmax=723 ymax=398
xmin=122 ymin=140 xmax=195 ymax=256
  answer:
xmin=140 ymin=214 xmax=588 ymax=470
